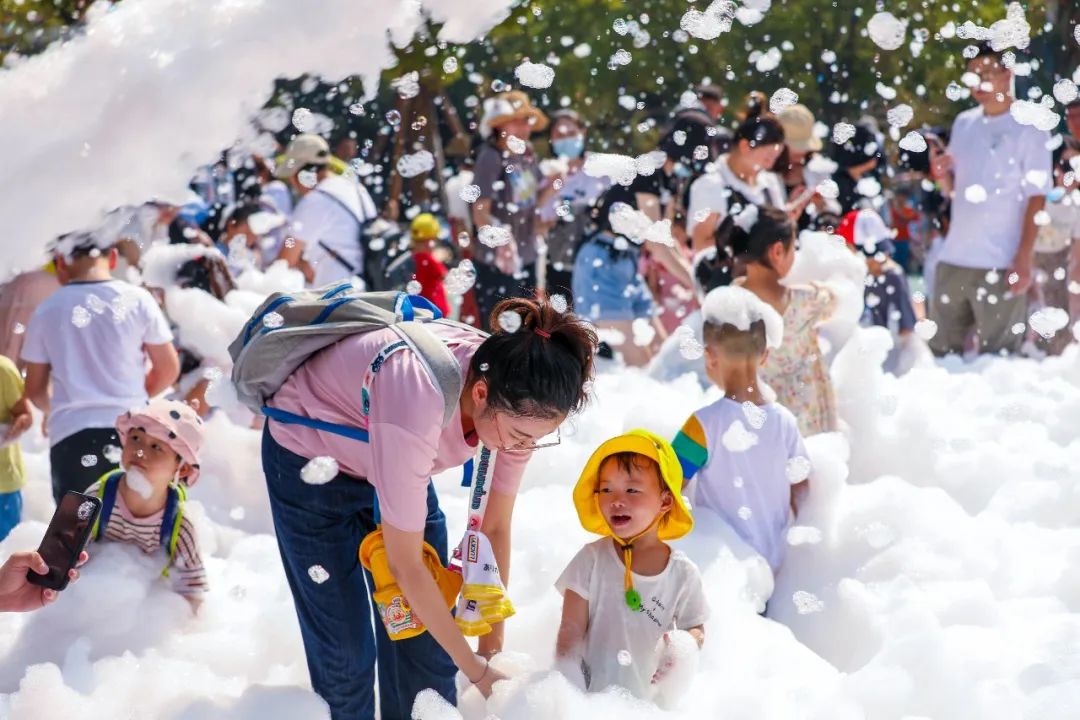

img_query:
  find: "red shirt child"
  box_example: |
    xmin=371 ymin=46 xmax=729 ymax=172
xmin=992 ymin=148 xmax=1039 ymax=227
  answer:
xmin=409 ymin=213 xmax=451 ymax=317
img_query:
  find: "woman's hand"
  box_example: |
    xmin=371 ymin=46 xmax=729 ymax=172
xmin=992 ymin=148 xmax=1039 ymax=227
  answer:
xmin=466 ymin=655 xmax=509 ymax=698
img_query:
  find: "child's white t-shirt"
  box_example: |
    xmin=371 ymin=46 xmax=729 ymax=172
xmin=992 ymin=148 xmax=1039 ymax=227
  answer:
xmin=20 ymin=280 xmax=173 ymax=446
xmin=673 ymin=397 xmax=808 ymax=571
xmin=555 ymin=538 xmax=709 ymax=700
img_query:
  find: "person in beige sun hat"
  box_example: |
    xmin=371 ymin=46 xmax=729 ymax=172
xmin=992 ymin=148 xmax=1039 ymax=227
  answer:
xmin=274 ymin=133 xmax=332 ymax=180
xmin=775 ymin=103 xmax=837 ymax=229
xmin=470 ymin=91 xmax=549 ymax=329
xmin=478 ymin=90 xmax=549 ymax=141
xmin=776 ymin=103 xmax=823 ymax=154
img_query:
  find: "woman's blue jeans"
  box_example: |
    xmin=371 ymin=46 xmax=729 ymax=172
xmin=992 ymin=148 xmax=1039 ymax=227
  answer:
xmin=262 ymin=426 xmax=457 ymax=720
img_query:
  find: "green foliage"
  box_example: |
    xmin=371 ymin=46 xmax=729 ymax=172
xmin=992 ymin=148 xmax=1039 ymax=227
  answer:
xmin=440 ymin=0 xmax=1060 ymax=153
xmin=0 ymin=0 xmax=97 ymax=62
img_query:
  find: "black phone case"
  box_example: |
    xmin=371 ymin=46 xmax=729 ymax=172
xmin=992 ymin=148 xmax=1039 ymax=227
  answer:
xmin=26 ymin=491 xmax=102 ymax=591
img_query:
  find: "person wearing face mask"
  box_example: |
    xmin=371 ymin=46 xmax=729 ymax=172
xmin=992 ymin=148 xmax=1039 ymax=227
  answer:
xmin=687 ymin=97 xmax=788 ymax=253
xmin=536 ymin=110 xmax=609 ymax=300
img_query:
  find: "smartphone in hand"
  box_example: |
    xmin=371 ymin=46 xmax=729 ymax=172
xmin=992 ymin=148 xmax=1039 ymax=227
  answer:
xmin=27 ymin=491 xmax=101 ymax=591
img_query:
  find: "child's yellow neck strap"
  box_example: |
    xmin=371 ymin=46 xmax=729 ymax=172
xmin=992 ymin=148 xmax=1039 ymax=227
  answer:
xmin=610 ymin=513 xmax=662 ymax=612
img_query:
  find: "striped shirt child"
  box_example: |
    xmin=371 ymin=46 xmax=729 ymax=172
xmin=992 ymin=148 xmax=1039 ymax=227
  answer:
xmin=85 ymin=477 xmax=208 ymax=596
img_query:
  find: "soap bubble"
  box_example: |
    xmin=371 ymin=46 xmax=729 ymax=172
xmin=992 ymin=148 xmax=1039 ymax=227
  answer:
xmin=102 ymin=444 xmax=122 ymax=464
xmin=81 ymin=454 xmax=98 ymax=468
xmin=886 ymin=104 xmax=914 ymax=128
xmin=301 ymin=456 xmax=339 ymax=485
xmin=769 ymin=88 xmax=799 ymax=114
xmin=742 ymin=402 xmax=767 ymax=430
xmin=964 ymin=184 xmax=988 ymax=204
xmin=792 ymin=590 xmax=825 ymax=614
xmin=262 ymin=312 xmax=284 ymax=329
xmin=307 ymin=565 xmax=330 ymax=584
xmin=868 ymin=12 xmax=906 ymax=51
xmin=444 ymin=261 xmax=477 ymax=296
xmin=459 ymin=185 xmax=481 ymax=203
xmin=616 ymin=650 xmax=633 ymax=666
xmin=506 ymin=135 xmax=527 ymax=154
xmin=406 ymin=280 xmax=422 ymax=296
xmin=722 ymin=421 xmax=759 ymax=452
xmin=71 ymin=306 xmax=92 ymax=328
xmin=77 ymin=501 xmax=96 ymax=521
xmin=832 ymin=123 xmax=856 ymax=144
xmin=498 ymin=311 xmax=523 ymax=333
xmin=914 ymin=319 xmax=938 ymax=341
xmin=898 ymin=132 xmax=928 ymax=153
xmin=785 ymin=456 xmax=812 ymax=484
xmin=514 ymin=61 xmax=555 ymax=89
xmin=396 ymin=150 xmax=435 ymax=179
xmin=478 ymin=225 xmax=513 ymax=248
xmin=291 ymin=108 xmax=313 ymax=131
xmin=787 ymin=526 xmax=823 ymax=545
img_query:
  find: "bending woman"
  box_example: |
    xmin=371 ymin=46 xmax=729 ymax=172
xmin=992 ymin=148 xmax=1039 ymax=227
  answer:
xmin=261 ymin=296 xmax=596 ymax=719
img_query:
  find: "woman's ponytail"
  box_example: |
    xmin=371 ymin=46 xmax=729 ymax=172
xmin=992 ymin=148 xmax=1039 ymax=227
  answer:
xmin=470 ymin=294 xmax=598 ymax=418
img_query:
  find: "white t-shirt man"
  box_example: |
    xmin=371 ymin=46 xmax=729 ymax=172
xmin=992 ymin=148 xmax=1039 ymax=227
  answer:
xmin=259 ymin=180 xmax=296 ymax=268
xmin=678 ymin=397 xmax=808 ymax=571
xmin=21 ymin=280 xmax=174 ymax=445
xmin=290 ymin=174 xmax=377 ymax=287
xmin=555 ymin=538 xmax=709 ymax=701
xmin=686 ymin=154 xmax=787 ymax=235
xmin=939 ymin=107 xmax=1052 ymax=269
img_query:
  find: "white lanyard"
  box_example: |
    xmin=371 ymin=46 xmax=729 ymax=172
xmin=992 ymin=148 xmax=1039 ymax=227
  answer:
xmin=466 ymin=445 xmax=497 ymax=531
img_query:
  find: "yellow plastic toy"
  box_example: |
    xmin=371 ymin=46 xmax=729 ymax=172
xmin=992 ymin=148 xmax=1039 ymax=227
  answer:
xmin=359 ymin=529 xmax=463 ymax=641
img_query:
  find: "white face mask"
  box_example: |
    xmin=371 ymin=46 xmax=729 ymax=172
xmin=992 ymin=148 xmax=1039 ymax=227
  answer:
xmin=124 ymin=467 xmax=154 ymax=500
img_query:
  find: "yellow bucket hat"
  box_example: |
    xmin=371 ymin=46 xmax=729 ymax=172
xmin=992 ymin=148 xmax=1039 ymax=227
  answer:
xmin=572 ymin=430 xmax=694 ymax=611
xmin=573 ymin=429 xmax=693 ymax=541
xmin=410 ymin=213 xmax=441 ymax=242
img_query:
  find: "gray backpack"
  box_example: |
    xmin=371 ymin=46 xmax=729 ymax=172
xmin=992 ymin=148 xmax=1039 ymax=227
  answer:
xmin=228 ymin=282 xmax=471 ymax=439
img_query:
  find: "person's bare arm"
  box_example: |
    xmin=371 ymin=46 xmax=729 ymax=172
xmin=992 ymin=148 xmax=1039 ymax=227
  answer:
xmin=930 ymin=150 xmax=955 ymax=198
xmin=635 ymin=192 xmax=694 ymax=288
xmin=22 ymin=362 xmax=50 ymax=415
xmin=382 ymin=523 xmax=507 ymax=696
xmin=555 ymin=589 xmax=590 ymax=660
xmin=143 ymin=342 xmax=180 ymax=397
xmin=5 ymin=395 xmax=33 ymax=441
xmin=691 ymin=212 xmax=720 ymax=252
xmin=1009 ymin=195 xmax=1046 ymax=296
xmin=472 ymin=198 xmax=495 ymax=229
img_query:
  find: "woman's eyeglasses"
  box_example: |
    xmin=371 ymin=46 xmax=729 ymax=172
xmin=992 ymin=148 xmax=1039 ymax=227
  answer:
xmin=493 ymin=412 xmax=562 ymax=452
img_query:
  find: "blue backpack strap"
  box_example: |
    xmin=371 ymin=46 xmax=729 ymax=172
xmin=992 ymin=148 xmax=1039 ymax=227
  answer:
xmin=93 ymin=470 xmax=124 ymax=540
xmin=261 ymin=406 xmax=371 ymax=443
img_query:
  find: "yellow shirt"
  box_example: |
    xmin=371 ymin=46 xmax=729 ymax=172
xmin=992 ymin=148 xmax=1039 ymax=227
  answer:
xmin=0 ymin=356 xmax=26 ymax=493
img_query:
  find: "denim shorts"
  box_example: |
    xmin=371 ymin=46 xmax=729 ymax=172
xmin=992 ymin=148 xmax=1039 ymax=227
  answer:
xmin=571 ymin=234 xmax=656 ymax=322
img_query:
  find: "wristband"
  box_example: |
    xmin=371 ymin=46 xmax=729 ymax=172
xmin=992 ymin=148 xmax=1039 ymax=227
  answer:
xmin=468 ymin=657 xmax=490 ymax=685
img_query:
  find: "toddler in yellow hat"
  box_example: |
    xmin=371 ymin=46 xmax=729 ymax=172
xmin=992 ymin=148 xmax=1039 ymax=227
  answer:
xmin=555 ymin=430 xmax=708 ymax=703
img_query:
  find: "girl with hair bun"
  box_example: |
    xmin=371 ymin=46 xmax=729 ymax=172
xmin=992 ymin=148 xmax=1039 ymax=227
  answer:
xmin=260 ymin=293 xmax=596 ymax=717
xmin=721 ymin=204 xmax=839 ymax=436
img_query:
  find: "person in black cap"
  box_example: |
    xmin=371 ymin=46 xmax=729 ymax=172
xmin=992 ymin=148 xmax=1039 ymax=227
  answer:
xmin=830 ymin=123 xmax=883 ymax=215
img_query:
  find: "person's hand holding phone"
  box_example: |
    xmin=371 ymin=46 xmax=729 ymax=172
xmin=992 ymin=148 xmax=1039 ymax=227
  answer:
xmin=0 ymin=550 xmax=87 ymax=612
